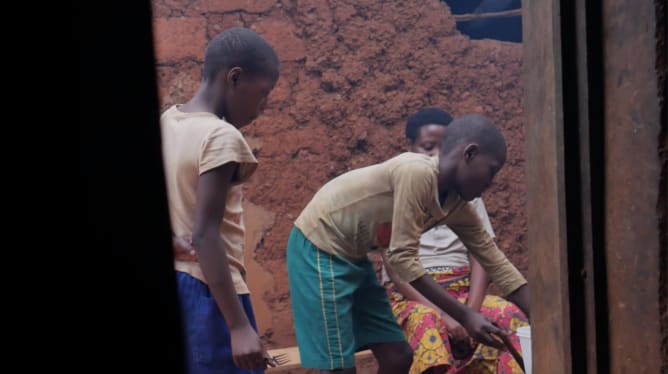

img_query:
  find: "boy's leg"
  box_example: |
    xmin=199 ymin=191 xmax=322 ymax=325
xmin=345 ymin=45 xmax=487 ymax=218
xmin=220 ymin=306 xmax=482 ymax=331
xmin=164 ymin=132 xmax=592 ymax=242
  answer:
xmin=287 ymin=227 xmax=361 ymax=371
xmin=367 ymin=342 xmax=414 ymax=374
xmin=176 ymin=272 xmax=263 ymax=374
xmin=352 ymin=259 xmax=413 ymax=374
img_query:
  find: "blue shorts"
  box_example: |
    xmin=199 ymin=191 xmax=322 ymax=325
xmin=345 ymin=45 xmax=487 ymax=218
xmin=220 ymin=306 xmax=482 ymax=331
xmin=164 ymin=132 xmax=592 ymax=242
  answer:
xmin=287 ymin=227 xmax=406 ymax=370
xmin=176 ymin=272 xmax=263 ymax=374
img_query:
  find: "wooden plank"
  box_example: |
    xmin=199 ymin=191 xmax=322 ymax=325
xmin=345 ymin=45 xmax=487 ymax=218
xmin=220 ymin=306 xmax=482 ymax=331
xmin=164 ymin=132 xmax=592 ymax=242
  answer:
xmin=601 ymin=0 xmax=664 ymax=372
xmin=453 ymin=9 xmax=521 ymax=22
xmin=522 ymin=0 xmax=573 ymax=373
xmin=266 ymin=347 xmax=374 ymax=373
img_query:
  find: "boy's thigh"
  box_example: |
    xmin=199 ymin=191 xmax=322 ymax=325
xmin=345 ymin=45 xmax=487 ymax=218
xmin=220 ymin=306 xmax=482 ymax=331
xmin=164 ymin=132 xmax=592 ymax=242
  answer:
xmin=351 ymin=259 xmax=407 ymax=349
xmin=287 ymin=228 xmax=364 ymax=370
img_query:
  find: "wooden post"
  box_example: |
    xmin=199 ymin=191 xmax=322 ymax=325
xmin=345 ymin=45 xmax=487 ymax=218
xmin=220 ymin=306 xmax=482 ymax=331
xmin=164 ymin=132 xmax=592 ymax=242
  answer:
xmin=602 ymin=0 xmax=664 ymax=372
xmin=523 ymin=0 xmax=573 ymax=372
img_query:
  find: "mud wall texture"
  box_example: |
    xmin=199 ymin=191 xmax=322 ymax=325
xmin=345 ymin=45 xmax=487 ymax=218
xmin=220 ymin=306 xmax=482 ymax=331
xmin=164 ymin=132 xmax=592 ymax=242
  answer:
xmin=152 ymin=0 xmax=527 ymax=348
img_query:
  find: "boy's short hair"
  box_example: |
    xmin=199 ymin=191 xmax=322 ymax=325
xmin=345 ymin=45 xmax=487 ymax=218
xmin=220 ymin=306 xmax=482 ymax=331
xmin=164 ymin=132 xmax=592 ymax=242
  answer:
xmin=203 ymin=27 xmax=279 ymax=81
xmin=405 ymin=108 xmax=454 ymax=143
xmin=440 ymin=114 xmax=506 ymax=159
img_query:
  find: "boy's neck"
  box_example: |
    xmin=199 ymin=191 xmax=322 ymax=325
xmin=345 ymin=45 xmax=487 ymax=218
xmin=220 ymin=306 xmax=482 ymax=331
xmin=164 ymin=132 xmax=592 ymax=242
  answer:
xmin=181 ymin=83 xmax=223 ymax=118
xmin=437 ymin=158 xmax=457 ymax=206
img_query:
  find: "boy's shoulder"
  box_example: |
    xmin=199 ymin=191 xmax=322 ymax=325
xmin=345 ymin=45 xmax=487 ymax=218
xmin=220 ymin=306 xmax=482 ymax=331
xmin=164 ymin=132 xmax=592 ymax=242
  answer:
xmin=162 ymin=105 xmax=245 ymax=138
xmin=161 ymin=105 xmax=230 ymax=126
xmin=388 ymin=152 xmax=436 ymax=164
xmin=385 ymin=152 xmax=438 ymax=174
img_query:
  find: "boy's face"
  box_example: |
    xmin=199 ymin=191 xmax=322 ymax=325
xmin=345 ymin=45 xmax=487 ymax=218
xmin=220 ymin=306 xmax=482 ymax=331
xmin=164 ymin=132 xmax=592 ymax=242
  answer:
xmin=454 ymin=146 xmax=504 ymax=201
xmin=224 ymin=68 xmax=278 ymax=127
xmin=410 ymin=124 xmax=447 ymax=157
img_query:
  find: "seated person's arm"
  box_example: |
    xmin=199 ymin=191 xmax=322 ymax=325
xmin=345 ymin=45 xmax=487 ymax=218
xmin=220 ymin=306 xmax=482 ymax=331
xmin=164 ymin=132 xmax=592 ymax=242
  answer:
xmin=446 ymin=201 xmax=530 ymax=318
xmin=467 ymin=255 xmax=488 ymax=312
xmin=466 ymin=198 xmax=492 ymax=312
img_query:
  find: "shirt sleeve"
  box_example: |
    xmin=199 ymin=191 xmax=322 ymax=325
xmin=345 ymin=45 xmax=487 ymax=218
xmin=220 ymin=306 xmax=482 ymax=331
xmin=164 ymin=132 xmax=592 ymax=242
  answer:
xmin=385 ymin=161 xmax=433 ymax=283
xmin=199 ymin=125 xmax=258 ymax=183
xmin=445 ymin=199 xmax=527 ymax=295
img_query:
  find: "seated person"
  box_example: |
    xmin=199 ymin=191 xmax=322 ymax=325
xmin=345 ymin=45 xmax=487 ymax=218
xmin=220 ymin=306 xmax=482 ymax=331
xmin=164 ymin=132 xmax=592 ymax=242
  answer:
xmin=380 ymin=108 xmax=528 ymax=374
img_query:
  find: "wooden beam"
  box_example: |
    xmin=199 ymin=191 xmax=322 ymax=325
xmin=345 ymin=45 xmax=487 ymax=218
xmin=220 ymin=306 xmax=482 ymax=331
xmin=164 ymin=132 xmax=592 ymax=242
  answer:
xmin=454 ymin=9 xmax=521 ymax=22
xmin=266 ymin=347 xmax=375 ymax=373
xmin=523 ymin=0 xmax=573 ymax=372
xmin=602 ymin=0 xmax=664 ymax=372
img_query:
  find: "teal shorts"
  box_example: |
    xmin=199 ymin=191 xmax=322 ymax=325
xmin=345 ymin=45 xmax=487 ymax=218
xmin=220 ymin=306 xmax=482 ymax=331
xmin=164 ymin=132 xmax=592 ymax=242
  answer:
xmin=287 ymin=227 xmax=406 ymax=370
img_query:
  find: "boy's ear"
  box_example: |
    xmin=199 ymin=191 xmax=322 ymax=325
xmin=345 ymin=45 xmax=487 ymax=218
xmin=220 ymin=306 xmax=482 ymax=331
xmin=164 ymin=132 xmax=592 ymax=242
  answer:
xmin=463 ymin=143 xmax=479 ymax=162
xmin=226 ymin=67 xmax=243 ymax=87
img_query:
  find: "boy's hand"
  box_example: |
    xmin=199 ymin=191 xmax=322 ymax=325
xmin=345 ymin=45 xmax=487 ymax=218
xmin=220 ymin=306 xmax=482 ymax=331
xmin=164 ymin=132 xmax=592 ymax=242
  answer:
xmin=230 ymin=325 xmax=267 ymax=370
xmin=460 ymin=311 xmax=505 ymax=350
xmin=442 ymin=312 xmax=475 ymax=359
xmin=172 ymin=236 xmax=198 ymax=261
xmin=441 ymin=312 xmax=469 ymax=342
xmin=263 ymin=348 xmax=279 ymax=368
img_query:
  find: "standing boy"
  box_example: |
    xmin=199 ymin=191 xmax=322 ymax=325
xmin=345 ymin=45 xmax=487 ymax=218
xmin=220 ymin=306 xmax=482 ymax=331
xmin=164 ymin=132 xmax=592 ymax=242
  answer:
xmin=162 ymin=27 xmax=279 ymax=374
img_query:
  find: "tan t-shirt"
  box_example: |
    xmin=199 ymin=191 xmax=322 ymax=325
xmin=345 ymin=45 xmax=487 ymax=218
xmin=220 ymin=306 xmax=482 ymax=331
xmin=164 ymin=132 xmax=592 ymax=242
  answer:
xmin=295 ymin=152 xmax=526 ymax=295
xmin=161 ymin=105 xmax=257 ymax=294
xmin=381 ymin=198 xmax=495 ymax=283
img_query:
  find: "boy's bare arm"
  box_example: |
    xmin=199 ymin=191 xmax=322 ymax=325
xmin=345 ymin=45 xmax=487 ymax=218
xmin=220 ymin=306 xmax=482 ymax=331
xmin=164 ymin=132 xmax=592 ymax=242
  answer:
xmin=380 ymin=250 xmax=437 ymax=308
xmin=193 ymin=163 xmax=267 ymax=370
xmin=410 ymin=275 xmax=504 ymax=349
xmin=381 ymin=250 xmax=469 ymax=341
xmin=505 ymin=284 xmax=530 ymax=318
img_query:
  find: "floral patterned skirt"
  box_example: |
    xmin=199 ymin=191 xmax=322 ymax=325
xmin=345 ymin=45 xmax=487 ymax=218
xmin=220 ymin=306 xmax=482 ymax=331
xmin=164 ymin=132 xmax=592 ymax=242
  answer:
xmin=385 ymin=266 xmax=528 ymax=374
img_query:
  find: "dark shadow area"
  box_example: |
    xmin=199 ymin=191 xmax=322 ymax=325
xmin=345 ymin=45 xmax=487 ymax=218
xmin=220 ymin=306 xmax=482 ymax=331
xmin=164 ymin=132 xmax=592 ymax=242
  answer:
xmin=560 ymin=0 xmax=611 ymax=372
xmin=79 ymin=1 xmax=184 ymax=371
xmin=443 ymin=0 xmax=522 ymax=43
